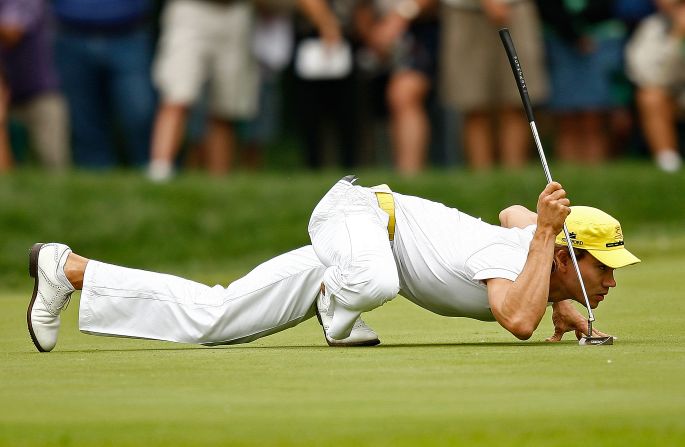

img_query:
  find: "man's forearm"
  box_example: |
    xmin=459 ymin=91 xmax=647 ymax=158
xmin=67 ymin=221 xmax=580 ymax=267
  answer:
xmin=490 ymin=228 xmax=556 ymax=339
xmin=490 ymin=182 xmax=570 ymax=339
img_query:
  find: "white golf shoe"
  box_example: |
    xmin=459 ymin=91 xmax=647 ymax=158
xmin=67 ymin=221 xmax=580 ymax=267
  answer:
xmin=315 ymin=288 xmax=380 ymax=347
xmin=27 ymin=243 xmax=75 ymax=352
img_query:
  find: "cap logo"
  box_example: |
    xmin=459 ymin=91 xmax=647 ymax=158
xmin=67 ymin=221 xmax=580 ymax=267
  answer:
xmin=615 ymin=226 xmax=623 ymax=240
xmin=563 ymin=232 xmax=583 ymax=245
xmin=561 ymin=236 xmax=583 ymax=246
xmin=604 ymin=225 xmax=625 ymax=248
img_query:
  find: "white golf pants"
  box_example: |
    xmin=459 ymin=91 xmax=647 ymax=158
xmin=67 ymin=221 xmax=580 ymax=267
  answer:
xmin=308 ymin=177 xmax=400 ymax=340
xmin=79 ymin=246 xmax=326 ymax=345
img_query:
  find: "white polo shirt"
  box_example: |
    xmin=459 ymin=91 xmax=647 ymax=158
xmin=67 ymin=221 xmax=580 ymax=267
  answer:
xmin=391 ymin=192 xmax=536 ymax=321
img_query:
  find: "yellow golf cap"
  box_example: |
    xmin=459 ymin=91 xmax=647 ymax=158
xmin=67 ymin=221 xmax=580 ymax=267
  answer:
xmin=555 ymin=206 xmax=641 ymax=268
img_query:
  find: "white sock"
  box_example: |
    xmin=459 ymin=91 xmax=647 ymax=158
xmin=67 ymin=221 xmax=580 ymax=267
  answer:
xmin=656 ymin=150 xmax=682 ymax=173
xmin=147 ymin=160 xmax=174 ymax=182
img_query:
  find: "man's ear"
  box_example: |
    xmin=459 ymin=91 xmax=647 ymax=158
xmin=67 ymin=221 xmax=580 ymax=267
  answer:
xmin=555 ymin=249 xmax=571 ymax=272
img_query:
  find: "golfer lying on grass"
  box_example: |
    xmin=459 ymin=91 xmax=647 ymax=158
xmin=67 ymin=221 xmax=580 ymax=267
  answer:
xmin=27 ymin=176 xmax=640 ymax=352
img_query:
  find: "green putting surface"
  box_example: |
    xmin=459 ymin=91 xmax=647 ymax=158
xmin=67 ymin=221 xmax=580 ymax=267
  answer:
xmin=2 ymin=251 xmax=684 ymax=447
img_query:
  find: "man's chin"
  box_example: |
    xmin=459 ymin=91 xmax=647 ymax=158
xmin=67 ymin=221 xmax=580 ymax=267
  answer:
xmin=589 ymin=298 xmax=603 ymax=309
xmin=571 ymin=296 xmax=601 ymax=309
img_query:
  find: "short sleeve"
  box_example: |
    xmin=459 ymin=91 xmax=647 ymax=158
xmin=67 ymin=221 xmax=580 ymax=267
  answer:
xmin=468 ymin=243 xmax=528 ymax=282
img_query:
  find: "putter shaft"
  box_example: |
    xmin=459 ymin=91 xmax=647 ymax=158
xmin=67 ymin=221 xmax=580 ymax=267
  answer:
xmin=500 ymin=28 xmax=596 ymax=330
xmin=530 ymin=122 xmax=595 ymax=324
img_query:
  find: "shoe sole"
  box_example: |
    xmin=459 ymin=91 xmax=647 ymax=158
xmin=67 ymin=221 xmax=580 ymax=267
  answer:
xmin=27 ymin=243 xmax=47 ymax=352
xmin=315 ymin=304 xmax=380 ymax=347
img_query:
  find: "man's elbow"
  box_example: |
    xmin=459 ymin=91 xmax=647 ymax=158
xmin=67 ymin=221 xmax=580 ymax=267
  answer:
xmin=498 ymin=207 xmax=512 ymax=226
xmin=512 ymin=328 xmax=534 ymax=341
xmin=498 ymin=205 xmax=524 ymax=227
xmin=508 ymin=320 xmax=536 ymax=340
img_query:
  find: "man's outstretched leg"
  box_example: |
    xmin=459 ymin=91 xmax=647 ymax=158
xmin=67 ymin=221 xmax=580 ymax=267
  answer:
xmin=26 ymin=242 xmax=380 ymax=352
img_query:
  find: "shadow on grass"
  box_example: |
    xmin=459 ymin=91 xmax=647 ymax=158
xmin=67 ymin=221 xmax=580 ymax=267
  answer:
xmin=380 ymin=341 xmax=559 ymax=348
xmin=18 ymin=340 xmax=585 ymax=354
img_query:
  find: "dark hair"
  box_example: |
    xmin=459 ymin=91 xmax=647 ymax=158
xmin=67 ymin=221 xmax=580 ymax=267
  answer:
xmin=552 ymin=245 xmax=587 ymax=272
xmin=554 ymin=245 xmax=587 ymax=260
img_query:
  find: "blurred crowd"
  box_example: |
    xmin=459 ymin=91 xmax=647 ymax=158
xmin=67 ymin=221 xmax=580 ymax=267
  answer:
xmin=0 ymin=0 xmax=684 ymax=178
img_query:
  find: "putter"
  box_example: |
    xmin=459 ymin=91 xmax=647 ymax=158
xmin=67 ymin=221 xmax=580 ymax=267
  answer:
xmin=499 ymin=28 xmax=612 ymax=346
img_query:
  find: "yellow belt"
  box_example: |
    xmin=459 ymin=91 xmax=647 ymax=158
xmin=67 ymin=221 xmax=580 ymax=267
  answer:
xmin=374 ymin=185 xmax=395 ymax=241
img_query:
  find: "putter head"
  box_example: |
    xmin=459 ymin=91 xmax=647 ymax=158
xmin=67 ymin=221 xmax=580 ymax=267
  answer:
xmin=579 ymin=336 xmax=614 ymax=346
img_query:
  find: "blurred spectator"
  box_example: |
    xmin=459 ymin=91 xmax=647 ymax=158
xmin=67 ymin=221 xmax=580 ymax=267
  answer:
xmin=625 ymin=0 xmax=685 ymax=173
xmin=148 ymin=0 xmax=340 ymax=179
xmin=0 ymin=0 xmax=69 ymax=170
xmin=606 ymin=0 xmax=657 ymax=159
xmin=237 ymin=2 xmax=296 ymax=169
xmin=354 ymin=0 xmax=438 ymax=175
xmin=614 ymin=0 xmax=657 ymax=34
xmin=537 ymin=0 xmax=630 ymax=164
xmin=291 ymin=0 xmax=356 ymax=169
xmin=440 ymin=0 xmax=548 ymax=169
xmin=53 ymin=0 xmax=155 ymax=169
xmin=148 ymin=0 xmax=259 ymax=180
xmin=0 ymin=75 xmax=10 ymax=172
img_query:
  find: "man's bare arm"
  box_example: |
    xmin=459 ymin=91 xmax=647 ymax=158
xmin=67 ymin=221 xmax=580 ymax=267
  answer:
xmin=499 ymin=205 xmax=537 ymax=229
xmin=296 ymin=0 xmax=341 ymax=45
xmin=355 ymin=0 xmax=437 ymax=57
xmin=487 ymin=183 xmax=570 ymax=339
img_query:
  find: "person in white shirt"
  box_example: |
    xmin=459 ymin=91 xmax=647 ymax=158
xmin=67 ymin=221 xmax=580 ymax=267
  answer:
xmin=625 ymin=0 xmax=685 ymax=173
xmin=27 ymin=175 xmax=639 ymax=352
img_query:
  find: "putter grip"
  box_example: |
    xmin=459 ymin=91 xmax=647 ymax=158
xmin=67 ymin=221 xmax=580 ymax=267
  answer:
xmin=499 ymin=28 xmax=535 ymax=123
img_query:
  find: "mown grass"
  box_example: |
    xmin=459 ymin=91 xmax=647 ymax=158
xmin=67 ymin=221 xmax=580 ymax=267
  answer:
xmin=1 ymin=164 xmax=684 ymax=446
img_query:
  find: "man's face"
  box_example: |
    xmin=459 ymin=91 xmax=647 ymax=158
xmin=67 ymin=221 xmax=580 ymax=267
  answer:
xmin=575 ymin=254 xmax=617 ymax=308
